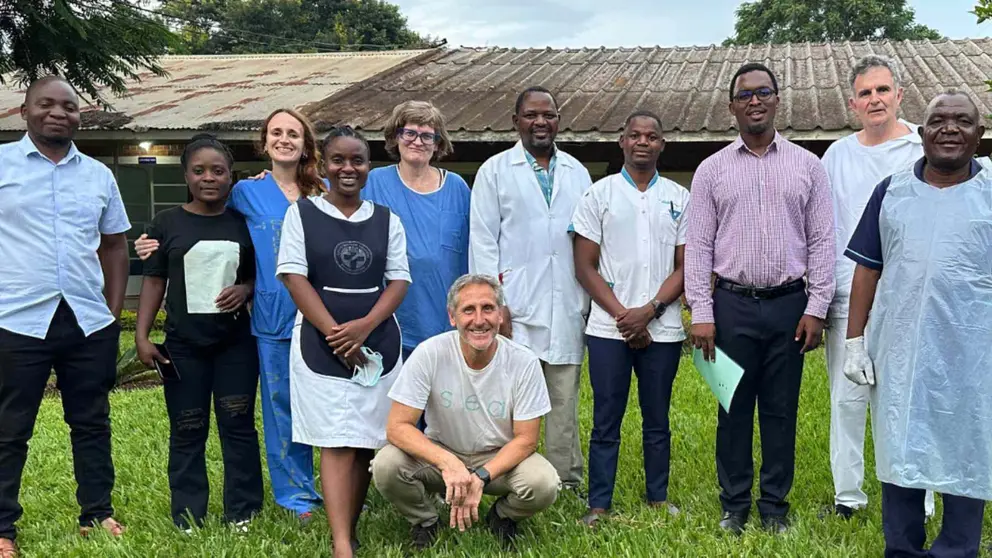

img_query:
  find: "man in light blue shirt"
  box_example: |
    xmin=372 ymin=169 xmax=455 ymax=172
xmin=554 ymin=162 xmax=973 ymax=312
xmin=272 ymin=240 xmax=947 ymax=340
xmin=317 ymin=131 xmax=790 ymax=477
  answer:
xmin=0 ymin=76 xmax=130 ymax=555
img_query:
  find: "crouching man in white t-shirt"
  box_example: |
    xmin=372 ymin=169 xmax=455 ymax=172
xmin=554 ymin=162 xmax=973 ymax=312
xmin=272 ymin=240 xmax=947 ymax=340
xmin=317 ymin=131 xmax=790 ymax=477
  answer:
xmin=372 ymin=273 xmax=560 ymax=552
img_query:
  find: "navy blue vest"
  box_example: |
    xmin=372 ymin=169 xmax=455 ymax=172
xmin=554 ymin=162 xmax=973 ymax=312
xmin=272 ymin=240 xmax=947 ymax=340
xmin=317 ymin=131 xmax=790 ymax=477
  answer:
xmin=297 ymin=198 xmax=401 ymax=379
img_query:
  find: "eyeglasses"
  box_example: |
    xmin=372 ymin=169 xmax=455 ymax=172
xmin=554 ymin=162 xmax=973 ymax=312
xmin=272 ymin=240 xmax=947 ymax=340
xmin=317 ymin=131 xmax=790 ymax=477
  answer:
xmin=397 ymin=128 xmax=440 ymax=145
xmin=733 ymin=87 xmax=777 ymax=104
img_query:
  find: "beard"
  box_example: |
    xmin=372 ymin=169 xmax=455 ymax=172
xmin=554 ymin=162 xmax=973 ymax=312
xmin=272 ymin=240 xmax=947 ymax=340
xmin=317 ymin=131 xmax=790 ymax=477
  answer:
xmin=37 ymin=132 xmax=72 ymax=147
xmin=459 ymin=326 xmax=497 ymax=352
xmin=745 ymin=121 xmax=770 ymax=136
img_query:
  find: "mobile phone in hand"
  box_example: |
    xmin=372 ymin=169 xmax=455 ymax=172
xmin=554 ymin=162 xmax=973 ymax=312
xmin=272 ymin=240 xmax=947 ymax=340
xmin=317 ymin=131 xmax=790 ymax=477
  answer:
xmin=153 ymin=343 xmax=181 ymax=381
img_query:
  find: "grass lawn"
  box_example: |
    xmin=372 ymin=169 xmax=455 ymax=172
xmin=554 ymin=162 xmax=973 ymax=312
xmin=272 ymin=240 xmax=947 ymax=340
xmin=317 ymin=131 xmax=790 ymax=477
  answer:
xmin=16 ymin=339 xmax=992 ymax=557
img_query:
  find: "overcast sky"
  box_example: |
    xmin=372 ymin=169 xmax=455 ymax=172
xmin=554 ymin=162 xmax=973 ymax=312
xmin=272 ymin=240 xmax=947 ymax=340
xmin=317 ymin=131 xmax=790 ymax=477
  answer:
xmin=392 ymin=0 xmax=991 ymax=48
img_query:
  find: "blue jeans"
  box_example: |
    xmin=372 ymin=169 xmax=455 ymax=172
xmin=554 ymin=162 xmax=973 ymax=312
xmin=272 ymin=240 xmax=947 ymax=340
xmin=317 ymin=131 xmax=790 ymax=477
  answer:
xmin=257 ymin=337 xmax=321 ymax=514
xmin=586 ymin=336 xmax=681 ymax=510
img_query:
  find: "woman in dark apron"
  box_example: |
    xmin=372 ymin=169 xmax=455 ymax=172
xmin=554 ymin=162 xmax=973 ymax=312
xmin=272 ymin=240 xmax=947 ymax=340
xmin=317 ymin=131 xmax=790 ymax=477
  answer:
xmin=277 ymin=126 xmax=410 ymax=558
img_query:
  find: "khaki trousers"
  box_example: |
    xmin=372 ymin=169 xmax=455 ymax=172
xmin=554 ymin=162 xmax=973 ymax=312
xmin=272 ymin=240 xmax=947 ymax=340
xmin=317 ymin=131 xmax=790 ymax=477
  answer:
xmin=371 ymin=443 xmax=560 ymax=527
xmin=541 ymin=362 xmax=584 ymax=486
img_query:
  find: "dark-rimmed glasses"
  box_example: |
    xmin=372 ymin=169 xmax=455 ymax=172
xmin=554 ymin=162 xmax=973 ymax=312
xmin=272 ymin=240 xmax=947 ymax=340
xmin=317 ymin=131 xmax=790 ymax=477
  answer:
xmin=733 ymin=87 xmax=777 ymax=104
xmin=397 ymin=128 xmax=440 ymax=145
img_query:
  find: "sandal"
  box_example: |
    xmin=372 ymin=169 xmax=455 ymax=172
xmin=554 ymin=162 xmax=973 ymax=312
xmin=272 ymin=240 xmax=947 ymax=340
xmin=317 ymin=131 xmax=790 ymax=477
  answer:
xmin=579 ymin=508 xmax=608 ymax=528
xmin=0 ymin=538 xmax=17 ymax=558
xmin=79 ymin=517 xmax=125 ymax=538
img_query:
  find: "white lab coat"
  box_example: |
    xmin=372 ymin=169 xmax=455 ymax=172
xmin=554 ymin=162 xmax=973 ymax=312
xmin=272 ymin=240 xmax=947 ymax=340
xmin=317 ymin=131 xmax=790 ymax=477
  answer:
xmin=469 ymin=142 xmax=592 ymax=365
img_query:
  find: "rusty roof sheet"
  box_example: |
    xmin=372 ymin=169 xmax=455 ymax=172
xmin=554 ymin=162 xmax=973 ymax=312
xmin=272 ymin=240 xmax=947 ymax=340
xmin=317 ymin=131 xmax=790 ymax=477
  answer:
xmin=0 ymin=51 xmax=431 ymax=133
xmin=307 ymin=39 xmax=992 ymax=141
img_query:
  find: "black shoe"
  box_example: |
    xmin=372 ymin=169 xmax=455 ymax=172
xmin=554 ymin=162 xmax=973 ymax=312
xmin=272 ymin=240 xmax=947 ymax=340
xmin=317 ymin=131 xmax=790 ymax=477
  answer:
xmin=486 ymin=504 xmax=518 ymax=549
xmin=561 ymin=483 xmax=588 ymax=500
xmin=410 ymin=520 xmax=440 ymax=551
xmin=761 ymin=514 xmax=789 ymax=534
xmin=719 ymin=511 xmax=748 ymax=535
xmin=818 ymin=503 xmax=855 ymax=520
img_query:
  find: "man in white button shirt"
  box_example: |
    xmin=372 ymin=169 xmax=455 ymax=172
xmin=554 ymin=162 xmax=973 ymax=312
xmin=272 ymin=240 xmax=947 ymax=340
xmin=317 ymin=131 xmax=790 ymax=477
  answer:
xmin=821 ymin=54 xmax=933 ymax=519
xmin=469 ymin=86 xmax=593 ymax=492
xmin=0 ymin=77 xmax=130 ymax=557
xmin=571 ymin=111 xmax=689 ymax=526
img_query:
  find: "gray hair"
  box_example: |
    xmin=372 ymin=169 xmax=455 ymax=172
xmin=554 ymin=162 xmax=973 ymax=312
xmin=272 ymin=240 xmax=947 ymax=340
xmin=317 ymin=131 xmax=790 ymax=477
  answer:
xmin=446 ymin=274 xmax=505 ymax=313
xmin=849 ymin=54 xmax=902 ymax=89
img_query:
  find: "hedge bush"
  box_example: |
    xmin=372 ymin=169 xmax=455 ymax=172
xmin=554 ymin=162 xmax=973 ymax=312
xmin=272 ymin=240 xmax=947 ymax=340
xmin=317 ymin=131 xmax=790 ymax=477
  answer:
xmin=120 ymin=309 xmax=166 ymax=331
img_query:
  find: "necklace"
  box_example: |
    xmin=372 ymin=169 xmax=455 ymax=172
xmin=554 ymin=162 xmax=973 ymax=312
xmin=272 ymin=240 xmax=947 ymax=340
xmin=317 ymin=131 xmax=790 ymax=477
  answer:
xmin=274 ymin=179 xmax=300 ymax=201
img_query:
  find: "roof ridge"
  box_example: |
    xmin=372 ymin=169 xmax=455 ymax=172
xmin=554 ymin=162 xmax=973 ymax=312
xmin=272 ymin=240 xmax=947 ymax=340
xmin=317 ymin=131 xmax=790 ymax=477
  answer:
xmin=158 ymin=51 xmax=429 ymax=60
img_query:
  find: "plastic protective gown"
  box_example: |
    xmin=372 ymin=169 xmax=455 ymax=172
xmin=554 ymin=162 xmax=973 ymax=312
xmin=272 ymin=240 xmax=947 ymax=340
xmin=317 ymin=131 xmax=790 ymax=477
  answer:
xmin=864 ymin=162 xmax=992 ymax=501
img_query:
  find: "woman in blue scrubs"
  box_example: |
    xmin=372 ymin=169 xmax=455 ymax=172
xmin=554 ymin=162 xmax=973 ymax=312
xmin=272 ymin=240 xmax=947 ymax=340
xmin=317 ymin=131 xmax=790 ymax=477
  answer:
xmin=135 ymin=108 xmax=325 ymax=521
xmin=362 ymin=101 xmax=470 ymax=362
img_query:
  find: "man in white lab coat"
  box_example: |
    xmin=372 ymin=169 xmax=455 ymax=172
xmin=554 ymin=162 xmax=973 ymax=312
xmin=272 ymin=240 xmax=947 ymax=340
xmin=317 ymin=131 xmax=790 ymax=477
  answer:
xmin=821 ymin=54 xmax=934 ymax=519
xmin=469 ymin=86 xmax=593 ymax=492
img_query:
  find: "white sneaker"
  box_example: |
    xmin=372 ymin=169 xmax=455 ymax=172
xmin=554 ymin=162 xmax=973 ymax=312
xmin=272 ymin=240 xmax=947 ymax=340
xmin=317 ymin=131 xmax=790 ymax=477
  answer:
xmin=232 ymin=520 xmax=251 ymax=533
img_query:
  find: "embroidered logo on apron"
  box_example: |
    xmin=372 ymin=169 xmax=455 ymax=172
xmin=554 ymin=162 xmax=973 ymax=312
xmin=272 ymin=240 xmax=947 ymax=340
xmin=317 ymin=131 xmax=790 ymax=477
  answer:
xmin=334 ymin=240 xmax=373 ymax=275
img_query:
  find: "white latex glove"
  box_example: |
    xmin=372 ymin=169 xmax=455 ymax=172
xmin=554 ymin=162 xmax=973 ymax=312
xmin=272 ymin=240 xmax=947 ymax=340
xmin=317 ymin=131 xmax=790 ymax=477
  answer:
xmin=843 ymin=336 xmax=875 ymax=386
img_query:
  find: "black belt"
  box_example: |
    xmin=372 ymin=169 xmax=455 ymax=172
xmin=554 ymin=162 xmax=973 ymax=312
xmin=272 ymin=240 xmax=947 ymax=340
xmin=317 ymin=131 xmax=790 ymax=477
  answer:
xmin=715 ymin=278 xmax=806 ymax=299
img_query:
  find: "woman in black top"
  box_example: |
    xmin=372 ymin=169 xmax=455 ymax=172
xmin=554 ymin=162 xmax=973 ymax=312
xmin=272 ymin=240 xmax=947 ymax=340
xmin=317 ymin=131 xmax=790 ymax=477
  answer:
xmin=134 ymin=134 xmax=263 ymax=531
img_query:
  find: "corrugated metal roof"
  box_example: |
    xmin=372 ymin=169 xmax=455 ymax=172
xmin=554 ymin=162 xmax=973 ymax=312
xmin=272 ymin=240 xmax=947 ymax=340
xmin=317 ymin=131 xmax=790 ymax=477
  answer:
xmin=307 ymin=40 xmax=992 ymax=141
xmin=0 ymin=51 xmax=431 ymax=133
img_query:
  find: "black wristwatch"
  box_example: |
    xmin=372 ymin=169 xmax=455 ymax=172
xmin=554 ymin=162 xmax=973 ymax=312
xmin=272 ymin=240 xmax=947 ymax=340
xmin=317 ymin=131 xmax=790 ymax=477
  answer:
xmin=470 ymin=466 xmax=491 ymax=487
xmin=650 ymin=298 xmax=668 ymax=320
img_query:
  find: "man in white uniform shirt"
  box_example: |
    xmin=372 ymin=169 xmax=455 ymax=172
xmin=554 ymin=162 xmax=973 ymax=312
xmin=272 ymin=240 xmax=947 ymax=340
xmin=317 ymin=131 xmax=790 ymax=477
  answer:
xmin=821 ymin=54 xmax=933 ymax=519
xmin=469 ymin=86 xmax=592 ymax=491
xmin=571 ymin=111 xmax=689 ymax=526
xmin=373 ymin=274 xmax=559 ymax=552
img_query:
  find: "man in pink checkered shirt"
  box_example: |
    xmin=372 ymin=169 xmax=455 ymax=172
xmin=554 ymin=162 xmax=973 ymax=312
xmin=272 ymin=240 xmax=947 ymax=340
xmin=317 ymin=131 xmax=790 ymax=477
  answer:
xmin=684 ymin=62 xmax=835 ymax=535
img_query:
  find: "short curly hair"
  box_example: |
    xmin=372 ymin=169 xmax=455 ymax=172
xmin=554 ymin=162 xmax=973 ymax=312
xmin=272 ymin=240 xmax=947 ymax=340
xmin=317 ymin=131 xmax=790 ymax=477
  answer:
xmin=383 ymin=100 xmax=454 ymax=161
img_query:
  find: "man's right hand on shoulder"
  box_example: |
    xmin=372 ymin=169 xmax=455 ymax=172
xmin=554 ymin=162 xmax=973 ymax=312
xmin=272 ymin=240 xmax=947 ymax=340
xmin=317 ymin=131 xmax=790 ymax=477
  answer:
xmin=134 ymin=234 xmax=159 ymax=261
xmin=690 ymin=323 xmax=717 ymax=362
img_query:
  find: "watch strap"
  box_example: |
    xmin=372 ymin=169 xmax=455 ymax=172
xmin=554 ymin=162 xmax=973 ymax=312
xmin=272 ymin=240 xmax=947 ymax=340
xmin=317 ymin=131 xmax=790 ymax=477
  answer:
xmin=471 ymin=466 xmax=491 ymax=486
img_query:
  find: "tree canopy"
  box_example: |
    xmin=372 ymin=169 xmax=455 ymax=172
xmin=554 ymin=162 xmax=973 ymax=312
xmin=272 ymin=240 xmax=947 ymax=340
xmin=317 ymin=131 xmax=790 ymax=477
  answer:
xmin=724 ymin=0 xmax=943 ymax=46
xmin=161 ymin=0 xmax=435 ymax=55
xmin=0 ymin=0 xmax=174 ymax=105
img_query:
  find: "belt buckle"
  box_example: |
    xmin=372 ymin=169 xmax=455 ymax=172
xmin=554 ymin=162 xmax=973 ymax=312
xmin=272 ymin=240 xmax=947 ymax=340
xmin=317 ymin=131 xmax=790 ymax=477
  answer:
xmin=747 ymin=286 xmax=761 ymax=299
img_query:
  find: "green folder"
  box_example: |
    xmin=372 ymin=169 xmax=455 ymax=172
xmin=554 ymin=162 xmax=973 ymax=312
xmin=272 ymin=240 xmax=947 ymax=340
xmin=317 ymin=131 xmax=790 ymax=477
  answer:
xmin=692 ymin=347 xmax=745 ymax=413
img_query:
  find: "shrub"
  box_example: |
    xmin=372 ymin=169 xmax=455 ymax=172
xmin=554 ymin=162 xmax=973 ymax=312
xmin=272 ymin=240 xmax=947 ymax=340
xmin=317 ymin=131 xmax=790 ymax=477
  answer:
xmin=120 ymin=310 xmax=166 ymax=331
xmin=115 ymin=344 xmax=160 ymax=388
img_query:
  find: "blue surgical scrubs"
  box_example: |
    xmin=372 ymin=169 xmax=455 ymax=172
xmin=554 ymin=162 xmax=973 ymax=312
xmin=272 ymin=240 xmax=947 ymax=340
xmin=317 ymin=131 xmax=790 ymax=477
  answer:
xmin=363 ymin=165 xmax=470 ymax=355
xmin=229 ymin=175 xmax=321 ymax=515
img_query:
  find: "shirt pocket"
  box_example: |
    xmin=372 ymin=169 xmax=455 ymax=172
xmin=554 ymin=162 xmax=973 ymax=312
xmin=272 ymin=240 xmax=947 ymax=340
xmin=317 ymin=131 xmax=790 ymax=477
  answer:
xmin=64 ymin=200 xmax=104 ymax=233
xmin=439 ymin=210 xmax=468 ymax=253
xmin=251 ymin=287 xmax=295 ymax=337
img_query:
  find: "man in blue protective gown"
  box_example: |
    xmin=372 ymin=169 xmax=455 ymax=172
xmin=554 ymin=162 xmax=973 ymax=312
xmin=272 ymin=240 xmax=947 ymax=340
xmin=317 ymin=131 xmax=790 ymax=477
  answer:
xmin=844 ymin=91 xmax=990 ymax=558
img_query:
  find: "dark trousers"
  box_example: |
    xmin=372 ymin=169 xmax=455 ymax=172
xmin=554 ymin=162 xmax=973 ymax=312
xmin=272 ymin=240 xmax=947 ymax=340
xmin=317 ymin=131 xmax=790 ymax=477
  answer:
xmin=0 ymin=300 xmax=119 ymax=540
xmin=163 ymin=335 xmax=263 ymax=528
xmin=713 ymin=287 xmax=806 ymax=519
xmin=882 ymin=483 xmax=985 ymax=558
xmin=586 ymin=336 xmax=681 ymax=510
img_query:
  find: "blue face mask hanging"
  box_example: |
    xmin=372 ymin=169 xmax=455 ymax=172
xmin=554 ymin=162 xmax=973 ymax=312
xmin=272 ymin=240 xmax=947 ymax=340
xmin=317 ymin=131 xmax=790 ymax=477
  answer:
xmin=350 ymin=346 xmax=384 ymax=387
